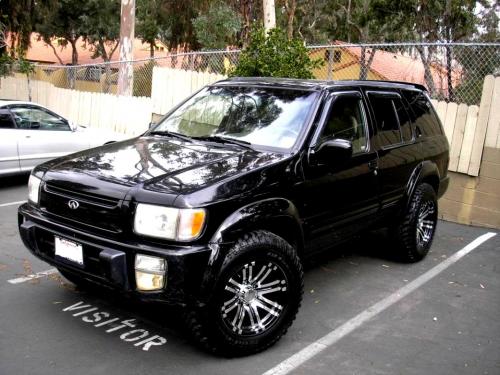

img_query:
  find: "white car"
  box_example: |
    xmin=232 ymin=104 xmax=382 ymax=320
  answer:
xmin=0 ymin=100 xmax=127 ymax=176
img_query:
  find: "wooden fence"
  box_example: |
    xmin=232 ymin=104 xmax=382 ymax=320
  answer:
xmin=431 ymin=75 xmax=500 ymax=176
xmin=151 ymin=67 xmax=225 ymax=115
xmin=0 ymin=76 xmax=153 ymax=136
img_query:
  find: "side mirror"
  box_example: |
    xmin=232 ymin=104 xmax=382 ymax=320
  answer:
xmin=149 ymin=121 xmax=156 ymax=130
xmin=30 ymin=121 xmax=40 ymax=129
xmin=69 ymin=121 xmax=78 ymax=132
xmin=313 ymin=138 xmax=353 ymax=166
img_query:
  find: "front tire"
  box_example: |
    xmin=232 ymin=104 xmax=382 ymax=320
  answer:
xmin=395 ymin=183 xmax=438 ymax=262
xmin=185 ymin=230 xmax=303 ymax=356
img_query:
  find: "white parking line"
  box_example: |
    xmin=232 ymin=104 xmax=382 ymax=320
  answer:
xmin=0 ymin=200 xmax=26 ymax=208
xmin=8 ymin=268 xmax=58 ymax=284
xmin=262 ymin=231 xmax=497 ymax=375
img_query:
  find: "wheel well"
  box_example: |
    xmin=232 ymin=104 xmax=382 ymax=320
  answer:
xmin=258 ymin=218 xmax=303 ymax=255
xmin=421 ymin=175 xmax=439 ymax=194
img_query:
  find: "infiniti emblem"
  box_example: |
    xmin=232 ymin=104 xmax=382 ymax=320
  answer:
xmin=68 ymin=200 xmax=79 ymax=210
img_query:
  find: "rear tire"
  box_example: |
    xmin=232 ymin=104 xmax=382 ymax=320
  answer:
xmin=394 ymin=183 xmax=438 ymax=262
xmin=185 ymin=230 xmax=303 ymax=356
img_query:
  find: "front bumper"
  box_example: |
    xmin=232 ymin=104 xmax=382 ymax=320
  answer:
xmin=18 ymin=203 xmax=212 ymax=306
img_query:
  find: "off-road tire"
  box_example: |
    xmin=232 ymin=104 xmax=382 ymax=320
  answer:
xmin=185 ymin=230 xmax=303 ymax=356
xmin=394 ymin=183 xmax=438 ymax=262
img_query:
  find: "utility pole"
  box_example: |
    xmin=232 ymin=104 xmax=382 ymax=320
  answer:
xmin=117 ymin=0 xmax=135 ymax=96
xmin=263 ymin=0 xmax=276 ymax=31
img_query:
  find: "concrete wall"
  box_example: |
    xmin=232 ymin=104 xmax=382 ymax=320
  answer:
xmin=440 ymin=147 xmax=500 ymax=229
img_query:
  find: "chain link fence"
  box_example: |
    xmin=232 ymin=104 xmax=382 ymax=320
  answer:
xmin=9 ymin=43 xmax=500 ymax=105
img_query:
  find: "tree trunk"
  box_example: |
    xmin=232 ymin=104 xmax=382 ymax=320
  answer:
xmin=117 ymin=0 xmax=135 ymax=96
xmin=446 ymin=45 xmax=454 ymax=102
xmin=69 ymin=39 xmax=78 ymax=89
xmin=284 ymin=0 xmax=297 ymax=39
xmin=26 ymin=73 xmax=32 ymax=102
xmin=150 ymin=43 xmax=154 ymax=58
xmin=103 ymin=63 xmax=112 ymax=94
xmin=416 ymin=46 xmax=436 ymax=96
xmin=262 ymin=0 xmax=276 ymax=31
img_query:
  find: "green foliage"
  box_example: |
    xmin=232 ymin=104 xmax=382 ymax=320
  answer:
xmin=0 ymin=54 xmax=14 ymax=78
xmin=231 ymin=26 xmax=322 ymax=79
xmin=136 ymin=0 xmax=169 ymax=56
xmin=192 ymin=1 xmax=241 ymax=50
xmin=17 ymin=56 xmax=35 ymax=75
xmin=36 ymin=0 xmax=88 ymax=64
xmin=80 ymin=0 xmax=121 ymax=61
xmin=133 ymin=60 xmax=155 ymax=97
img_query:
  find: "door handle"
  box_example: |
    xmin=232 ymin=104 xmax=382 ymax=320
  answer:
xmin=368 ymin=160 xmax=378 ymax=176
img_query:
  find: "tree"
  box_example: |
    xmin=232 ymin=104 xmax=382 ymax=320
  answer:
xmin=136 ymin=0 xmax=168 ymax=57
xmin=192 ymin=1 xmax=241 ymax=50
xmin=35 ymin=0 xmax=88 ymax=66
xmin=372 ymin=0 xmax=478 ymax=99
xmin=231 ymin=26 xmax=322 ymax=79
xmin=80 ymin=0 xmax=121 ymax=93
xmin=0 ymin=0 xmax=38 ymax=56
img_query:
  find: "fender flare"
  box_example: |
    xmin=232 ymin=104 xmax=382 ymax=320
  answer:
xmin=196 ymin=198 xmax=304 ymax=303
xmin=402 ymin=160 xmax=441 ymax=214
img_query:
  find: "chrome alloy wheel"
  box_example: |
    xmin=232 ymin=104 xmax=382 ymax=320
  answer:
xmin=220 ymin=260 xmax=288 ymax=336
xmin=416 ymin=200 xmax=436 ymax=248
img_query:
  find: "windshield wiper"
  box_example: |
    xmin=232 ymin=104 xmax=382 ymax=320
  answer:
xmin=192 ymin=135 xmax=253 ymax=150
xmin=149 ymin=130 xmax=193 ymax=143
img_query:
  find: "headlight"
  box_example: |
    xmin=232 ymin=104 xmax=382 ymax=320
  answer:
xmin=133 ymin=203 xmax=206 ymax=241
xmin=135 ymin=254 xmax=166 ymax=291
xmin=28 ymin=175 xmax=42 ymax=204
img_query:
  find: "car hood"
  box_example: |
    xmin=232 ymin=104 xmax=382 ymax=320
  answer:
xmin=40 ymin=136 xmax=289 ymax=204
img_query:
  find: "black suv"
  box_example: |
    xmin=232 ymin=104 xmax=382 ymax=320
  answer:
xmin=18 ymin=78 xmax=449 ymax=355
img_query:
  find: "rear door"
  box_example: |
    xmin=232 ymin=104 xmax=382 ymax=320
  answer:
xmin=365 ymin=90 xmax=421 ymax=216
xmin=0 ymin=109 xmax=21 ymax=175
xmin=10 ymin=105 xmax=89 ymax=171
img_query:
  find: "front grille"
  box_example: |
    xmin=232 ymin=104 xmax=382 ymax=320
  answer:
xmin=44 ymin=183 xmax=120 ymax=208
xmin=40 ymin=182 xmax=125 ymax=234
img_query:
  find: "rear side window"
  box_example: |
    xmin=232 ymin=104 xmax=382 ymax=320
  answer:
xmin=402 ymin=90 xmax=443 ymax=137
xmin=368 ymin=92 xmax=414 ymax=147
xmin=368 ymin=94 xmax=401 ymax=146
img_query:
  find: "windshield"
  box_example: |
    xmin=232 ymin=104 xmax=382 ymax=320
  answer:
xmin=152 ymin=86 xmax=318 ymax=150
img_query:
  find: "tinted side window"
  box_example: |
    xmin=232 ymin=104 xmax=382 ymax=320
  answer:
xmin=0 ymin=111 xmax=16 ymax=129
xmin=368 ymin=94 xmax=401 ymax=146
xmin=320 ymin=95 xmax=367 ymax=153
xmin=402 ymin=91 xmax=442 ymax=137
xmin=393 ymin=98 xmax=412 ymax=142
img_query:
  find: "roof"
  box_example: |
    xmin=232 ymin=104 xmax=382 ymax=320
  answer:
xmin=6 ymin=33 xmax=169 ymax=65
xmin=331 ymin=41 xmax=460 ymax=93
xmin=217 ymin=77 xmax=427 ymax=92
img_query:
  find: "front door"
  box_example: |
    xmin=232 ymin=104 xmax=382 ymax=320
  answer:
xmin=300 ymin=91 xmax=379 ymax=252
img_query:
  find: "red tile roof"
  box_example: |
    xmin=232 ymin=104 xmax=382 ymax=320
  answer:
xmin=335 ymin=41 xmax=461 ymax=95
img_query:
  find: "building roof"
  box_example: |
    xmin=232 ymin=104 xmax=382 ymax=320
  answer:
xmin=6 ymin=33 xmax=168 ymax=65
xmin=332 ymin=41 xmax=461 ymax=94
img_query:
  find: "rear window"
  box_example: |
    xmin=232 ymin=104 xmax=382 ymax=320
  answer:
xmin=402 ymin=90 xmax=443 ymax=137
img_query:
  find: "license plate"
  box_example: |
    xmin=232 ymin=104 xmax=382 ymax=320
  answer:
xmin=55 ymin=236 xmax=84 ymax=265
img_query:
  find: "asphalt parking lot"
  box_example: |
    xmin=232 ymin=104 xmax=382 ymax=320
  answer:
xmin=1 ymin=174 xmax=499 ymax=375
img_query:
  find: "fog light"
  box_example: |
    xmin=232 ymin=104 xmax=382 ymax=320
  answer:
xmin=135 ymin=254 xmax=166 ymax=291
